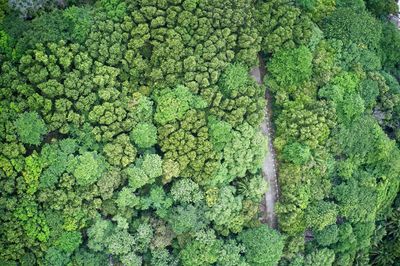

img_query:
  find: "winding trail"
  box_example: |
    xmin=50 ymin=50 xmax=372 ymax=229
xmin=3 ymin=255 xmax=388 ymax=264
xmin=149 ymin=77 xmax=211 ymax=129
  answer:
xmin=250 ymin=55 xmax=279 ymax=229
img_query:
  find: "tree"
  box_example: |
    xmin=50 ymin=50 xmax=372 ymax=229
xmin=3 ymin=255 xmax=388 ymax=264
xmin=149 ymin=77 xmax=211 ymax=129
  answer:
xmin=315 ymin=225 xmax=339 ymax=246
xmin=103 ymin=134 xmax=137 ymax=168
xmin=115 ymin=187 xmax=139 ymax=209
xmin=130 ymin=122 xmax=158 ymax=149
xmin=140 ymin=186 xmax=173 ymax=219
xmin=208 ymin=117 xmax=233 ymax=151
xmin=71 ymin=248 xmax=109 ymax=266
xmin=305 ymin=201 xmax=338 ymax=231
xmin=73 ymin=152 xmax=105 ymax=186
xmin=217 ymin=239 xmax=248 ymax=266
xmin=304 ymin=248 xmax=335 ymax=266
xmin=218 ymin=63 xmax=251 ymax=96
xmin=296 ymin=0 xmax=335 ymax=22
xmin=323 ymin=8 xmax=382 ymax=51
xmin=154 ymin=85 xmax=207 ymax=125
xmin=365 ymin=0 xmax=398 ymax=17
xmin=170 ymin=178 xmax=203 ymax=204
xmin=63 ymin=6 xmax=93 ymax=44
xmin=87 ymin=218 xmax=113 ymax=252
xmin=335 ymin=0 xmax=365 ymax=10
xmin=14 ymin=112 xmax=47 ymax=145
xmin=282 ymin=142 xmax=311 ymax=165
xmin=255 ymin=0 xmax=312 ymax=53
xmin=0 ymin=0 xmax=8 ymax=22
xmin=238 ymin=226 xmax=285 ymax=266
xmin=168 ymin=204 xmax=206 ymax=235
xmin=380 ymin=22 xmax=400 ymax=70
xmin=268 ymin=46 xmax=313 ymax=88
xmin=216 ymin=123 xmax=266 ymax=184
xmin=333 ymin=179 xmax=377 ymax=223
xmin=359 ymin=79 xmax=380 ymax=109
xmin=150 ymin=248 xmax=178 ymax=266
xmin=141 ymin=154 xmax=163 ymax=179
xmin=206 ymin=186 xmax=244 ymax=235
xmin=98 ymin=0 xmax=127 ymax=21
xmin=44 ymin=247 xmax=70 ymax=266
xmin=55 ymin=231 xmax=82 ymax=254
xmin=179 ymin=230 xmax=222 ymax=266
xmin=120 ymin=252 xmax=142 ymax=266
xmin=125 ymin=166 xmax=151 ymax=191
xmin=107 ymin=229 xmax=135 ymax=256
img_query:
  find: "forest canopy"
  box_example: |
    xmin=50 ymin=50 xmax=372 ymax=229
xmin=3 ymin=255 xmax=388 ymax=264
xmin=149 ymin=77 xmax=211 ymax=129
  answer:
xmin=1 ymin=0 xmax=400 ymax=265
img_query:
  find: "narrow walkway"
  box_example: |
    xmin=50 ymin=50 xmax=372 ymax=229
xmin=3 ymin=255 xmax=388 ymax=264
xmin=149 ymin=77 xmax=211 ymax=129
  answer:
xmin=250 ymin=55 xmax=279 ymax=229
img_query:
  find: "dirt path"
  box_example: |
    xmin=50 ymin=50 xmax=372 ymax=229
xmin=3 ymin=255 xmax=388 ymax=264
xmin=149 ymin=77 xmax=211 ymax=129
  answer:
xmin=250 ymin=55 xmax=279 ymax=229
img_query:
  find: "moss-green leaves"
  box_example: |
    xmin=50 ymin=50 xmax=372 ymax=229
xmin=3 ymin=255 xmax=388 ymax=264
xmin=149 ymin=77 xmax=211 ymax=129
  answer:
xmin=130 ymin=122 xmax=157 ymax=149
xmin=73 ymin=152 xmax=105 ymax=186
xmin=15 ymin=112 xmax=47 ymax=145
xmin=268 ymin=46 xmax=313 ymax=88
xmin=154 ymin=85 xmax=206 ymax=125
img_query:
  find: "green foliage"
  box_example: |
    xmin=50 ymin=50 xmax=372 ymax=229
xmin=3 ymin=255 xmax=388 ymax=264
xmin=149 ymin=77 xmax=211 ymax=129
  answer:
xmin=141 ymin=154 xmax=163 ymax=179
xmin=179 ymin=230 xmax=222 ymax=266
xmin=15 ymin=112 xmax=46 ymax=145
xmin=125 ymin=166 xmax=151 ymax=191
xmin=168 ymin=204 xmax=206 ymax=234
xmin=45 ymin=247 xmax=70 ymax=266
xmin=55 ymin=231 xmax=82 ymax=254
xmin=116 ymin=187 xmax=139 ymax=209
xmin=365 ymin=0 xmax=398 ymax=17
xmin=131 ymin=122 xmax=157 ymax=149
xmin=71 ymin=248 xmax=108 ymax=266
xmin=269 ymin=46 xmax=313 ymax=87
xmin=206 ymin=186 xmax=244 ymax=235
xmin=255 ymin=0 xmax=314 ymax=53
xmin=304 ymin=248 xmax=335 ymax=266
xmin=238 ymin=226 xmax=285 ymax=266
xmin=87 ymin=218 xmax=113 ymax=252
xmin=6 ymin=0 xmax=399 ymax=264
xmin=217 ymin=240 xmax=248 ymax=266
xmin=217 ymin=123 xmax=266 ymax=183
xmin=73 ymin=152 xmax=105 ymax=186
xmin=63 ymin=6 xmax=93 ymax=44
xmin=380 ymin=22 xmax=400 ymax=70
xmin=150 ymin=249 xmax=177 ymax=266
xmin=264 ymin=1 xmax=400 ymax=265
xmin=0 ymin=30 xmax=13 ymax=58
xmin=0 ymin=0 xmax=271 ymax=264
xmin=208 ymin=117 xmax=233 ymax=151
xmin=23 ymin=153 xmax=43 ymax=194
xmin=154 ymin=85 xmax=207 ymax=125
xmin=318 ymin=72 xmax=360 ymax=103
xmin=219 ymin=63 xmax=250 ymax=96
xmin=323 ymin=8 xmax=382 ymax=51
xmin=103 ymin=134 xmax=136 ymax=167
xmin=97 ymin=0 xmax=126 ymax=21
xmin=282 ymin=142 xmax=311 ymax=165
xmin=170 ymin=178 xmax=203 ymax=204
xmin=359 ymin=79 xmax=380 ymax=109
xmin=315 ymin=225 xmax=339 ymax=246
xmin=11 ymin=11 xmax=71 ymax=57
xmin=335 ymin=0 xmax=365 ymax=10
xmin=296 ymin=0 xmax=335 ymax=22
xmin=305 ymin=201 xmax=338 ymax=231
xmin=0 ymin=0 xmax=8 ymax=22
xmin=140 ymin=186 xmax=173 ymax=219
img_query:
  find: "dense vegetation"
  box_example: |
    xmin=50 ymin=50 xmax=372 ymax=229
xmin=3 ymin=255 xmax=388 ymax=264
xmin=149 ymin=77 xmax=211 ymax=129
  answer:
xmin=262 ymin=0 xmax=400 ymax=265
xmin=0 ymin=0 xmax=280 ymax=265
xmin=0 ymin=0 xmax=400 ymax=265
